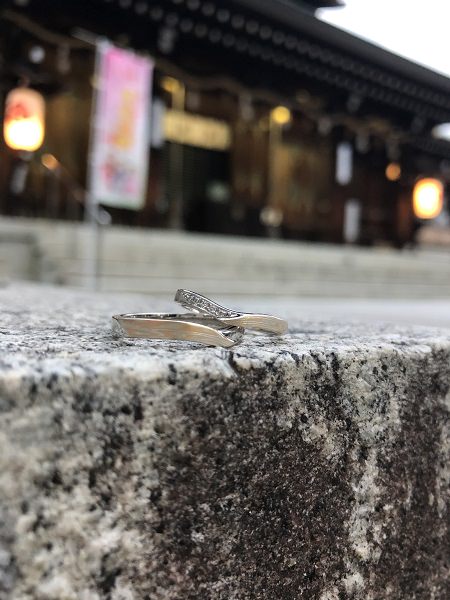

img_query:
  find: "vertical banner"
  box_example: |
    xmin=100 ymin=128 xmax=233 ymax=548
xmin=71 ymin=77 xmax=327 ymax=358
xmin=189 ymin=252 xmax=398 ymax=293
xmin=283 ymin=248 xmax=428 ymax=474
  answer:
xmin=89 ymin=41 xmax=153 ymax=210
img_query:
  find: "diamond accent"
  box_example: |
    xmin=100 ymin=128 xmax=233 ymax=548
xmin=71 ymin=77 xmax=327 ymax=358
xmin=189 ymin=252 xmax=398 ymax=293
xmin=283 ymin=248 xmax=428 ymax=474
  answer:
xmin=175 ymin=290 xmax=238 ymax=319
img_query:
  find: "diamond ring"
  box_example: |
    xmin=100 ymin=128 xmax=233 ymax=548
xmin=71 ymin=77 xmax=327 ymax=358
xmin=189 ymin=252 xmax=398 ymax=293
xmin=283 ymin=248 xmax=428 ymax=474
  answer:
xmin=112 ymin=312 xmax=244 ymax=348
xmin=175 ymin=289 xmax=288 ymax=335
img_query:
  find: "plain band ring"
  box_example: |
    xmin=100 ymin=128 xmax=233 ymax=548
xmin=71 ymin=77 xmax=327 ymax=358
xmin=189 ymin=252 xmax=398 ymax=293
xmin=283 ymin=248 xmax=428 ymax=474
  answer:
xmin=112 ymin=312 xmax=244 ymax=348
xmin=174 ymin=289 xmax=288 ymax=335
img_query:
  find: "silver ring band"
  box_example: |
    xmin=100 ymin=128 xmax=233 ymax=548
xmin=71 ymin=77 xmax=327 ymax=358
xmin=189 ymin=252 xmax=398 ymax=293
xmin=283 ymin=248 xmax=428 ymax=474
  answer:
xmin=174 ymin=289 xmax=288 ymax=335
xmin=112 ymin=312 xmax=244 ymax=348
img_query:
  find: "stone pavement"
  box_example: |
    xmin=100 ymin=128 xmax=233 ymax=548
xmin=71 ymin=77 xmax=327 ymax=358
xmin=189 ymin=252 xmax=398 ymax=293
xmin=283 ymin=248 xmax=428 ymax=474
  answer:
xmin=0 ymin=284 xmax=449 ymax=599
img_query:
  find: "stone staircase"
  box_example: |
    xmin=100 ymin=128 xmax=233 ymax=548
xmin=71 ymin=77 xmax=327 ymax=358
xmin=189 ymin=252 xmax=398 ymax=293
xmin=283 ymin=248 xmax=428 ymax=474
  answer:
xmin=1 ymin=216 xmax=450 ymax=297
xmin=0 ymin=228 xmax=42 ymax=284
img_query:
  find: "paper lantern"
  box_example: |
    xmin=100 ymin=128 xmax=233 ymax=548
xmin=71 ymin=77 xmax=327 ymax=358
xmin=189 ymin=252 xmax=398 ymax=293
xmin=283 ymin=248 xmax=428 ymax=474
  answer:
xmin=4 ymin=87 xmax=45 ymax=151
xmin=385 ymin=162 xmax=401 ymax=182
xmin=413 ymin=178 xmax=444 ymax=220
xmin=271 ymin=106 xmax=291 ymax=126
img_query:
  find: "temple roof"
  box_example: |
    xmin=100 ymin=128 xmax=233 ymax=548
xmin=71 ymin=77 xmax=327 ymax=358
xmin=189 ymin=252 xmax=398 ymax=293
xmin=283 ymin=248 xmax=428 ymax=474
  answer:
xmin=2 ymin=0 xmax=450 ymax=159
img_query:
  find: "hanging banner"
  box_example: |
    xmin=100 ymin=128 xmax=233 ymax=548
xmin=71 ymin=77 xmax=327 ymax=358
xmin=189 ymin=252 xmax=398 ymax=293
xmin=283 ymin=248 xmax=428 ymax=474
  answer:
xmin=89 ymin=41 xmax=153 ymax=210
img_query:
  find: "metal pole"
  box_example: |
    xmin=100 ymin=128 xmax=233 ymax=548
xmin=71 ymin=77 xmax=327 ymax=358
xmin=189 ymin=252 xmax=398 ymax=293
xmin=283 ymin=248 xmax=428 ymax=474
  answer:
xmin=168 ymin=82 xmax=186 ymax=229
xmin=85 ymin=198 xmax=100 ymax=291
xmin=84 ymin=40 xmax=104 ymax=291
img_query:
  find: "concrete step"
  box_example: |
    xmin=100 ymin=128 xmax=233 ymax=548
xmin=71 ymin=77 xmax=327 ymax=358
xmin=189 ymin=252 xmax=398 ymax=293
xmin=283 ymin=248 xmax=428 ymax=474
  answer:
xmin=57 ymin=257 xmax=450 ymax=283
xmin=1 ymin=216 xmax=450 ymax=297
xmin=61 ymin=274 xmax=450 ymax=298
xmin=0 ymin=231 xmax=40 ymax=281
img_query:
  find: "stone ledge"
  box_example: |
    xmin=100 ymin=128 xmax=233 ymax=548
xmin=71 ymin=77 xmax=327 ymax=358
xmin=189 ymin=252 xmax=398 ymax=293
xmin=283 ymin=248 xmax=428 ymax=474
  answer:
xmin=0 ymin=284 xmax=449 ymax=599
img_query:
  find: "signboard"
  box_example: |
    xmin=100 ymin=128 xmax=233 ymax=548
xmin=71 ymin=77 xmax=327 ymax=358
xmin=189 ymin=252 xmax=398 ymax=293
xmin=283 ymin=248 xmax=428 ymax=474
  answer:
xmin=164 ymin=110 xmax=231 ymax=151
xmin=89 ymin=42 xmax=153 ymax=210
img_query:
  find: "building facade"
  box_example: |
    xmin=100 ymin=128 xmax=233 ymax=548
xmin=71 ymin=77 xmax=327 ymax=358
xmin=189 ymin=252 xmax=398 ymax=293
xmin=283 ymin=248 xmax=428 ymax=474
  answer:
xmin=1 ymin=0 xmax=450 ymax=246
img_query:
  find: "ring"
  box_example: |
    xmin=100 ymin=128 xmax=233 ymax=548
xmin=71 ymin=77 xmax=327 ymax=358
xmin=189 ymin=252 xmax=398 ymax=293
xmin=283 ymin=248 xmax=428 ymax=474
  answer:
xmin=112 ymin=312 xmax=244 ymax=348
xmin=174 ymin=289 xmax=288 ymax=335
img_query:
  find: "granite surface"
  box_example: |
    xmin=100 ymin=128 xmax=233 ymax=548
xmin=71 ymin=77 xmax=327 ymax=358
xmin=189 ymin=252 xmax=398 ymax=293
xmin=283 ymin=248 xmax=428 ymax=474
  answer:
xmin=0 ymin=283 xmax=449 ymax=600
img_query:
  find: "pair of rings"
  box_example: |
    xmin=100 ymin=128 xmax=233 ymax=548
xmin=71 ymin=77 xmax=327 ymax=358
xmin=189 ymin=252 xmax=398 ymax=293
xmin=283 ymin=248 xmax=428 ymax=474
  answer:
xmin=112 ymin=289 xmax=288 ymax=348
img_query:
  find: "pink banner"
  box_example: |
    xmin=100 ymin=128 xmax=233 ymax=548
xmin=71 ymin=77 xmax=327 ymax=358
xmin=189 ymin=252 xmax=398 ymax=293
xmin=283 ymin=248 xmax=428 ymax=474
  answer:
xmin=89 ymin=42 xmax=153 ymax=210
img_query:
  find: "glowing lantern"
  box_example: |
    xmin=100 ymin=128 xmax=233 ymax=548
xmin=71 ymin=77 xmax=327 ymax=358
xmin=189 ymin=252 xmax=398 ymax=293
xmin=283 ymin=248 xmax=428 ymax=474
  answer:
xmin=413 ymin=178 xmax=444 ymax=220
xmin=385 ymin=162 xmax=401 ymax=181
xmin=271 ymin=105 xmax=291 ymax=126
xmin=161 ymin=76 xmax=182 ymax=94
xmin=41 ymin=153 xmax=59 ymax=171
xmin=3 ymin=87 xmax=45 ymax=151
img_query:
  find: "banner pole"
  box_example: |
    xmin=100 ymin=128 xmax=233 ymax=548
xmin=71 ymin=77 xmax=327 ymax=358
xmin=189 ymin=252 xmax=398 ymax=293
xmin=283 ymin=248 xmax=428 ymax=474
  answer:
xmin=84 ymin=39 xmax=105 ymax=291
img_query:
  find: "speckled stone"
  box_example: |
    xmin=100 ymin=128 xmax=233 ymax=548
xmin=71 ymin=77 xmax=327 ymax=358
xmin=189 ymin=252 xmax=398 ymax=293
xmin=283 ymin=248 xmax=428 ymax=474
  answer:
xmin=0 ymin=284 xmax=449 ymax=600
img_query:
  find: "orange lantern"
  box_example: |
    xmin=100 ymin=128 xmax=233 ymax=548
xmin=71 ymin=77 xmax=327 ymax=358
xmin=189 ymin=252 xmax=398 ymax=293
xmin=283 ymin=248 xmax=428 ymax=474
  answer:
xmin=385 ymin=162 xmax=401 ymax=182
xmin=412 ymin=178 xmax=444 ymax=220
xmin=4 ymin=87 xmax=45 ymax=151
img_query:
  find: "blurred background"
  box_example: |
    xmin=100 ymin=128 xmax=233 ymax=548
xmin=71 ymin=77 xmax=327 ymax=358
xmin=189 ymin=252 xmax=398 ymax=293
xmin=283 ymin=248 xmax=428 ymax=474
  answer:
xmin=1 ymin=0 xmax=450 ymax=325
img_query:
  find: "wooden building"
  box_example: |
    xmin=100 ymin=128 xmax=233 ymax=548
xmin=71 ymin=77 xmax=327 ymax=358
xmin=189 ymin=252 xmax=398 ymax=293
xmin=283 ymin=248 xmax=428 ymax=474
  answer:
xmin=1 ymin=0 xmax=450 ymax=246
